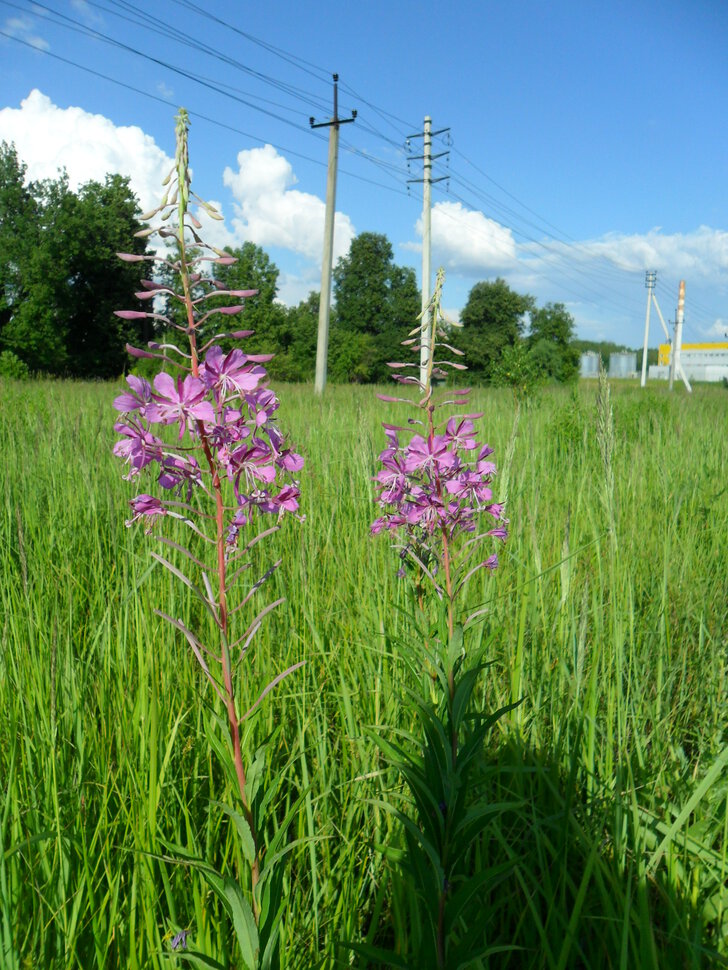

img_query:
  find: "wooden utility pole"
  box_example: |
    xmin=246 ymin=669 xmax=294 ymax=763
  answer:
xmin=407 ymin=118 xmax=449 ymax=388
xmin=310 ymin=75 xmax=356 ymax=395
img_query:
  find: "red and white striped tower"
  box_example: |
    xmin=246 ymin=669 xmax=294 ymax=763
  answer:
xmin=670 ymin=280 xmax=691 ymax=392
xmin=670 ymin=280 xmax=685 ymax=389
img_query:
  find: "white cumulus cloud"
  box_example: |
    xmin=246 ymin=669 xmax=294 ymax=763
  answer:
xmin=579 ymin=226 xmax=728 ymax=278
xmin=405 ymin=201 xmax=517 ymax=275
xmin=222 ymin=144 xmax=355 ymax=263
xmin=518 ymin=226 xmax=728 ymax=280
xmin=0 ymin=90 xmax=172 ymax=212
xmin=700 ymin=318 xmax=728 ymax=340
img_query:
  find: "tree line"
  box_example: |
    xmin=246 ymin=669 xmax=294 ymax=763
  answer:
xmin=1 ymin=142 xmax=580 ymax=384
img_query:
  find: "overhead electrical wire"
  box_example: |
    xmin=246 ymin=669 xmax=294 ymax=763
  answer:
xmin=446 ymin=161 xmax=644 ymax=292
xmin=84 ymin=0 xmax=410 ymax=153
xmin=90 ymin=0 xmax=333 ymax=108
xmin=0 ymin=30 xmax=411 ymax=200
xmin=431 ymin=182 xmax=640 ymax=317
xmin=166 ymin=0 xmax=332 ymax=84
xmin=3 ymin=0 xmax=331 ymax=133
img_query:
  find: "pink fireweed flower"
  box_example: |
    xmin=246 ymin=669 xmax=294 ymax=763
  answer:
xmin=152 ymin=372 xmax=216 ymax=438
xmin=374 ymin=452 xmax=409 ymax=504
xmin=276 ymin=448 xmax=305 ymax=473
xmin=476 ymin=444 xmax=497 ymax=477
xmin=158 ymin=454 xmax=203 ymax=500
xmin=126 ymin=493 xmax=167 ymax=528
xmin=265 ymin=484 xmax=301 ymax=516
xmin=372 ymin=401 xmax=506 ymax=588
xmin=484 ymin=502 xmax=505 ymax=520
xmin=245 ymin=387 xmax=280 ymax=427
xmin=404 ymin=435 xmax=457 ymax=475
xmin=114 ymin=350 xmax=304 ymax=547
xmin=444 ymin=470 xmax=493 ymax=505
xmin=444 ymin=417 xmax=478 ymax=451
xmin=113 ymin=421 xmax=164 ymax=478
xmin=113 ymin=374 xmax=158 ymax=417
xmin=487 ymin=526 xmax=508 ymax=541
xmin=230 ymin=440 xmax=277 ymax=489
xmin=200 ymin=346 xmax=265 ymax=397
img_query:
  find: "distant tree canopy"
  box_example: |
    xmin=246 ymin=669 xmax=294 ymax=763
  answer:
xmin=456 ymin=278 xmax=535 ymax=383
xmin=527 ymin=302 xmax=580 ymax=383
xmin=456 ymin=282 xmax=586 ymax=386
xmin=0 ymin=141 xmax=149 ymax=377
xmin=332 ymin=232 xmax=420 ymax=382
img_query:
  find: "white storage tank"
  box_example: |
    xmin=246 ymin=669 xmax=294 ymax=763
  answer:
xmin=580 ymin=351 xmax=600 ymax=377
xmin=609 ymin=352 xmax=637 ymax=378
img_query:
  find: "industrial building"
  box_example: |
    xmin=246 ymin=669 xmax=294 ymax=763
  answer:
xmin=649 ymin=343 xmax=728 ymax=383
xmin=579 ymin=351 xmax=600 ymax=377
xmin=609 ymin=352 xmax=638 ymax=378
xmin=580 ymin=352 xmax=640 ymax=379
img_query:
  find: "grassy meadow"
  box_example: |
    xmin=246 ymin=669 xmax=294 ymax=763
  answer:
xmin=1 ymin=375 xmax=727 ymax=968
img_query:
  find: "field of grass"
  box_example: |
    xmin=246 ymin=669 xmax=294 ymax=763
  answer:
xmin=1 ymin=376 xmax=727 ymax=968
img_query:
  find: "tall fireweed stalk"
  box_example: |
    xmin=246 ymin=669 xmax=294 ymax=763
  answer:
xmin=357 ymin=270 xmax=519 ymax=969
xmin=113 ymin=109 xmax=303 ymax=968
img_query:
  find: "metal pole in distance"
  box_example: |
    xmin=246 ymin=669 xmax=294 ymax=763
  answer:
xmin=419 ymin=116 xmax=432 ymax=388
xmin=640 ymin=270 xmax=656 ymax=387
xmin=311 ymin=76 xmax=356 ymax=395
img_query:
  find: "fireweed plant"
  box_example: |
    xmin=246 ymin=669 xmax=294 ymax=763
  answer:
xmin=359 ymin=270 xmax=519 ymax=969
xmin=113 ymin=110 xmax=303 ymax=969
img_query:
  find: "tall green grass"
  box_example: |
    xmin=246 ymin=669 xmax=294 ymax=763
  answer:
xmin=1 ymin=377 xmax=726 ymax=967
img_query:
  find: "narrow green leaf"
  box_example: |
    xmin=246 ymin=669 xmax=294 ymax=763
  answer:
xmin=174 ymin=952 xmax=226 ymax=969
xmin=210 ymin=801 xmax=256 ymax=865
xmin=646 ymin=745 xmax=728 ymax=874
xmin=223 ymin=877 xmax=259 ymax=970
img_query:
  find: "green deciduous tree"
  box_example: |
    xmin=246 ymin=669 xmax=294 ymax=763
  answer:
xmin=491 ymin=338 xmax=541 ymax=403
xmin=0 ymin=143 xmax=37 ymax=342
xmin=332 ymin=232 xmax=420 ymax=382
xmin=0 ymin=145 xmax=149 ymax=376
xmin=527 ymin=301 xmax=580 ymax=382
xmin=158 ymin=240 xmax=283 ymax=344
xmin=275 ymin=291 xmax=319 ymax=382
xmin=457 ymin=278 xmax=535 ymax=383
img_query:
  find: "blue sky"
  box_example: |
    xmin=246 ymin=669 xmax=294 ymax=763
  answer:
xmin=2 ymin=0 xmax=727 ymax=347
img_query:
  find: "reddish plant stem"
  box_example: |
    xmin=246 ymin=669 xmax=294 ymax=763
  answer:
xmin=426 ymin=398 xmax=456 ymax=970
xmin=180 ymin=233 xmax=261 ymax=920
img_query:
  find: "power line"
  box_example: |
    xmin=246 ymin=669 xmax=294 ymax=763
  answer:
xmin=88 ymin=0 xmax=333 ymax=106
xmin=166 ymin=0 xmax=332 ymax=83
xmin=5 ymin=0 xmax=329 ymax=133
xmin=337 ymin=80 xmax=417 ymax=140
xmin=0 ymin=30 xmax=411 ymax=200
xmin=432 ymin=181 xmax=640 ymax=317
xmin=101 ymin=0 xmax=410 ymax=154
xmin=6 ymin=0 xmax=415 ymax=179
